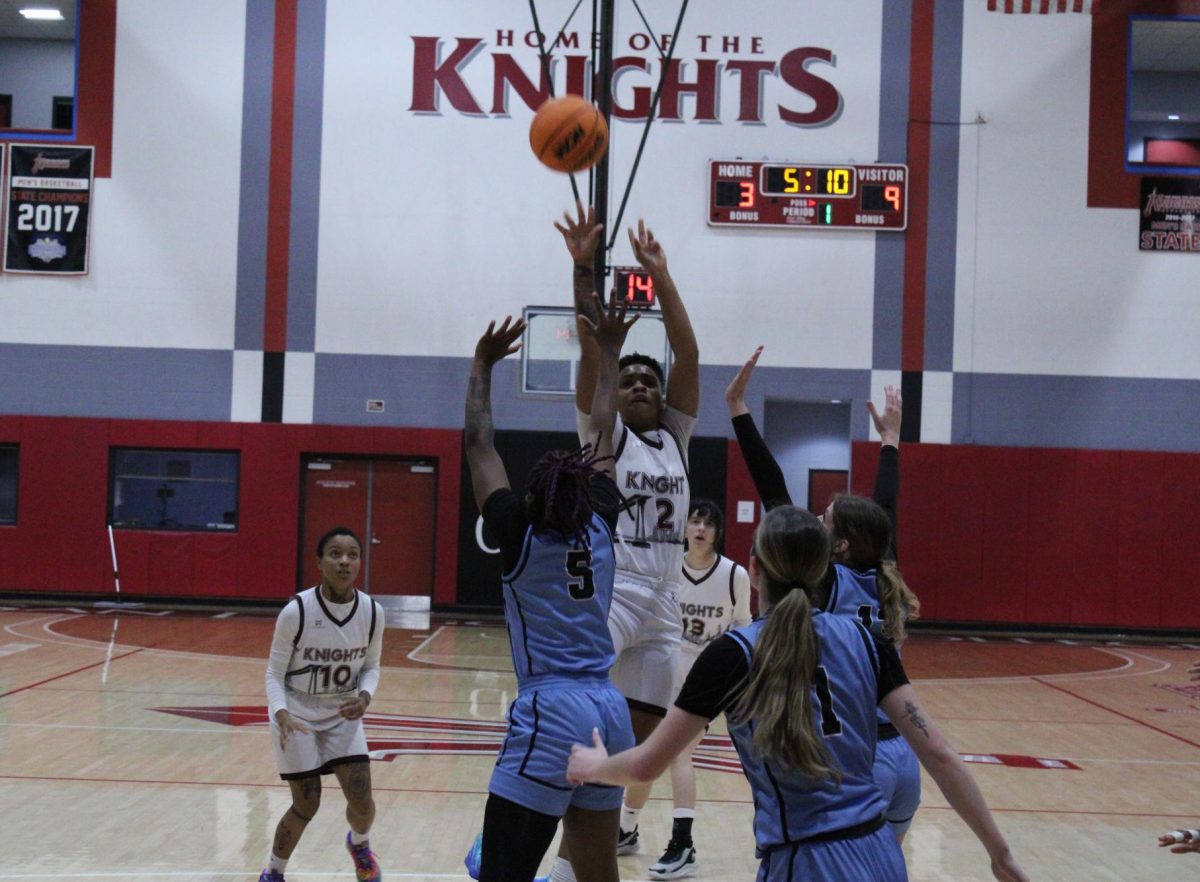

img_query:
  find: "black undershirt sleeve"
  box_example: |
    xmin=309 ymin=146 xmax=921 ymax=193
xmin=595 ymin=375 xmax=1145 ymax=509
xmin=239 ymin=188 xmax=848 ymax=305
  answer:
xmin=873 ymin=445 xmax=900 ymax=562
xmin=481 ymin=489 xmax=531 ymax=572
xmin=589 ymin=472 xmax=622 ymax=533
xmin=874 ymin=634 xmax=910 ymax=704
xmin=674 ymin=634 xmax=752 ymax=721
xmin=731 ymin=413 xmax=793 ymax=511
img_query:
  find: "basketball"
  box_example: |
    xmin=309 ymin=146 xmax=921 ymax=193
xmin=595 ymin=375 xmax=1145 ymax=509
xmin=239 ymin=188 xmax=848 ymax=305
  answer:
xmin=529 ymin=95 xmax=608 ymax=173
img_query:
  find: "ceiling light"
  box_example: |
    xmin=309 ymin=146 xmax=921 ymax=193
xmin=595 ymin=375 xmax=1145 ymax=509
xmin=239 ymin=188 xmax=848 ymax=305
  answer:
xmin=19 ymin=8 xmax=64 ymax=20
xmin=1168 ymin=114 xmax=1181 ymax=120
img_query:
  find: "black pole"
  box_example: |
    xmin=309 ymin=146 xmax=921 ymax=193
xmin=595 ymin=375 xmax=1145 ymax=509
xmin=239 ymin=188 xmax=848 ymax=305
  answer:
xmin=591 ymin=0 xmax=615 ymax=288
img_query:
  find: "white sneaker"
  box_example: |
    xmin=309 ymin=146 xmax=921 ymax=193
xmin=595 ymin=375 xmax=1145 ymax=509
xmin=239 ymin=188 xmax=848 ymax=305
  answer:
xmin=648 ymin=839 xmax=698 ymax=879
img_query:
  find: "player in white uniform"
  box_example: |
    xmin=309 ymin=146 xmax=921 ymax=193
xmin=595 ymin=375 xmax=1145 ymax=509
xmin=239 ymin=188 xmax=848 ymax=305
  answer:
xmin=645 ymin=499 xmax=751 ymax=879
xmin=551 ymin=203 xmax=699 ymax=879
xmin=258 ymin=527 xmax=384 ymax=882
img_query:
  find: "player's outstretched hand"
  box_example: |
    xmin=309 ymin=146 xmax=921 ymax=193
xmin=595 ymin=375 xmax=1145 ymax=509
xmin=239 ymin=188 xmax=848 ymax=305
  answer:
xmin=566 ymin=728 xmax=610 ymax=786
xmin=474 ymin=317 xmax=526 ymax=367
xmin=990 ymin=851 xmax=1030 ymax=881
xmin=868 ymin=384 xmax=902 ymax=448
xmin=724 ymin=346 xmax=763 ymax=418
xmin=578 ymin=292 xmax=638 ymax=355
xmin=555 ymin=200 xmax=603 ymax=265
xmin=1159 ymin=828 xmax=1200 ymax=854
xmin=628 ymin=219 xmax=668 ymax=276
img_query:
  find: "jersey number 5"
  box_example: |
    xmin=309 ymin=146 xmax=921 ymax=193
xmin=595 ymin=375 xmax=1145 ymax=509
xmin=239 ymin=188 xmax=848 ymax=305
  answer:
xmin=565 ymin=549 xmax=596 ymax=600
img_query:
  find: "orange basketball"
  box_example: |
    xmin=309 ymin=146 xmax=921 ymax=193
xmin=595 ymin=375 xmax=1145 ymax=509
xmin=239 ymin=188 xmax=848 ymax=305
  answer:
xmin=529 ymin=95 xmax=608 ymax=173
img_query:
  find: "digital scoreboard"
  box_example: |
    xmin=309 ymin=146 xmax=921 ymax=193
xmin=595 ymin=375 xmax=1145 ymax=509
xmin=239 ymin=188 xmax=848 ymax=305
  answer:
xmin=708 ymin=160 xmax=909 ymax=231
xmin=611 ymin=266 xmax=657 ymax=309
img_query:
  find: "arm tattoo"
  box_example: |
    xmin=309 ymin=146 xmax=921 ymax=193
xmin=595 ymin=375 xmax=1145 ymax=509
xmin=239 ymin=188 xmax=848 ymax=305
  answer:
xmin=903 ymin=699 xmax=930 ymax=740
xmin=573 ymin=264 xmax=601 ymax=323
xmin=464 ymin=371 xmax=494 ymax=450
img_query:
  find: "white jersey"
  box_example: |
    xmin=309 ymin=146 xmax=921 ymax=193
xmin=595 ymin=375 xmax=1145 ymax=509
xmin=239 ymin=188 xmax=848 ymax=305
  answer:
xmin=265 ymin=586 xmax=384 ymax=731
xmin=678 ymin=554 xmax=752 ymax=657
xmin=577 ymin=406 xmax=695 ymax=585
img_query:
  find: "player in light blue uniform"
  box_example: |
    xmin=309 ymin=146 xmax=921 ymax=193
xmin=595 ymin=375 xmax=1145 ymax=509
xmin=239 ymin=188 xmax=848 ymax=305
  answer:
xmin=727 ymin=350 xmax=923 ymax=840
xmin=464 ymin=301 xmax=637 ymax=882
xmin=568 ymin=506 xmax=1029 ymax=882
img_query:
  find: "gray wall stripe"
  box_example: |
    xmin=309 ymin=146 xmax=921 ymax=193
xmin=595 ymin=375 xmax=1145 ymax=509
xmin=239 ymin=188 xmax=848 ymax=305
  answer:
xmin=872 ymin=0 xmax=912 ymax=371
xmin=0 ymin=345 xmax=233 ymax=420
xmin=287 ymin=0 xmax=326 ymax=354
xmin=923 ymin=1 xmax=963 ymax=373
xmin=233 ymin=0 xmax=276 ymax=351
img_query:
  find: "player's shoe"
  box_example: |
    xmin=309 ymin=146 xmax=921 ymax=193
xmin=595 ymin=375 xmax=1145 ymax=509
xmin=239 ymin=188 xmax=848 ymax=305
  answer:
xmin=464 ymin=831 xmax=483 ymax=880
xmin=257 ymin=872 xmax=285 ymax=882
xmin=345 ymin=831 xmax=382 ymax=882
xmin=616 ymin=825 xmax=640 ymax=855
xmin=648 ymin=839 xmax=698 ymax=879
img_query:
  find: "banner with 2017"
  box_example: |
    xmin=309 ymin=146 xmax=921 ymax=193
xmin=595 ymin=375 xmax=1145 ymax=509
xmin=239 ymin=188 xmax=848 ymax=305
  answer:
xmin=4 ymin=144 xmax=94 ymax=275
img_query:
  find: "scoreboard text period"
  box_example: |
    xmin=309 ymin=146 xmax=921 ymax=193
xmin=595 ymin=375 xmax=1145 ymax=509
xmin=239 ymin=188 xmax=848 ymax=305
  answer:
xmin=708 ymin=160 xmax=908 ymax=231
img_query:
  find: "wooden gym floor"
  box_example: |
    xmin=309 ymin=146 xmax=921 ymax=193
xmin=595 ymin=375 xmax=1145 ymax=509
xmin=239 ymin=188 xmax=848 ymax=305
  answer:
xmin=1 ymin=605 xmax=1197 ymax=880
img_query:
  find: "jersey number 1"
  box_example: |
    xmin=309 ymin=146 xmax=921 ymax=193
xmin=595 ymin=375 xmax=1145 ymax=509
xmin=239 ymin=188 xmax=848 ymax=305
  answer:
xmin=813 ymin=665 xmax=844 ymax=737
xmin=566 ymin=549 xmax=596 ymax=600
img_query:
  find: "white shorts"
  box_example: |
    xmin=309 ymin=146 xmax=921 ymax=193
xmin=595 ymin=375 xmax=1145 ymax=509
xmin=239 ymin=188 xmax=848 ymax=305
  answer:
xmin=671 ymin=644 xmax=704 ymax=703
xmin=271 ymin=714 xmax=368 ymax=780
xmin=607 ymin=577 xmax=682 ymax=713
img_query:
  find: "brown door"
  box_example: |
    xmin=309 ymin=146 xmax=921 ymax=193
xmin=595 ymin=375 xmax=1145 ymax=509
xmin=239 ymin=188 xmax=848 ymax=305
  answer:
xmin=301 ymin=458 xmax=436 ymax=598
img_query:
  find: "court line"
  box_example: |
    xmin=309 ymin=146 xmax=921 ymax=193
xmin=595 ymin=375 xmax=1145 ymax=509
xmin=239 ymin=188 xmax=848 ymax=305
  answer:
xmin=0 ymin=874 xmax=468 ymax=880
xmin=405 ymin=625 xmax=445 ymax=662
xmin=1032 ymin=676 xmax=1200 ymax=751
xmin=0 ymin=647 xmax=145 ymax=699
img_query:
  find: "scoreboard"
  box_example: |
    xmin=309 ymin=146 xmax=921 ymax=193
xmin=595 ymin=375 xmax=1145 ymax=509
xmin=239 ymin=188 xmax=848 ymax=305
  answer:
xmin=708 ymin=160 xmax=908 ymax=231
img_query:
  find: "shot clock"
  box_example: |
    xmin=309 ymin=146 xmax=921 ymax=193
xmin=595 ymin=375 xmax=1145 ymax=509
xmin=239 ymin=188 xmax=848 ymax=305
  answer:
xmin=709 ymin=160 xmax=908 ymax=230
xmin=611 ymin=266 xmax=656 ymax=309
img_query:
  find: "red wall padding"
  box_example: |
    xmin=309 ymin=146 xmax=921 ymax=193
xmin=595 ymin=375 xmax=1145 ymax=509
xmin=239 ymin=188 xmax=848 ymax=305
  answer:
xmin=0 ymin=416 xmax=461 ymax=604
xmin=850 ymin=441 xmax=1200 ymax=630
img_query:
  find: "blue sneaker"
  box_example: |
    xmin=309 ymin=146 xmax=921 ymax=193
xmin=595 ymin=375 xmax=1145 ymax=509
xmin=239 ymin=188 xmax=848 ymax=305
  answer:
xmin=257 ymin=872 xmax=285 ymax=882
xmin=345 ymin=831 xmax=381 ymax=882
xmin=464 ymin=831 xmax=483 ymax=880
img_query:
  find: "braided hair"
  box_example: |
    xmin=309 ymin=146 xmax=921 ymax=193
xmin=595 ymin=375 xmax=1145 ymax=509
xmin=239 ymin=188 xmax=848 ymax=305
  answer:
xmin=524 ymin=443 xmax=615 ymax=544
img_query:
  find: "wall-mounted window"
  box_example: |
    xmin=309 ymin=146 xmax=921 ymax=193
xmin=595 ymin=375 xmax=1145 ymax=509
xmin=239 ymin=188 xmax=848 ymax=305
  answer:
xmin=109 ymin=449 xmax=239 ymax=532
xmin=1127 ymin=16 xmax=1200 ymax=173
xmin=0 ymin=1 xmax=78 ymax=134
xmin=0 ymin=445 xmax=17 ymax=525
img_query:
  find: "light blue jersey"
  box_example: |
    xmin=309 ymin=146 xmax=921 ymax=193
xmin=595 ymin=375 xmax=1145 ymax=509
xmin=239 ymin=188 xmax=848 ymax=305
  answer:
xmin=725 ymin=612 xmax=888 ymax=854
xmin=501 ymin=512 xmax=617 ymax=686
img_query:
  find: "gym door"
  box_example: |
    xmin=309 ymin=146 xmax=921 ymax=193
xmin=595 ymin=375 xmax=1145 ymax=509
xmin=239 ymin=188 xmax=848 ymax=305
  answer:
xmin=301 ymin=457 xmax=436 ymax=602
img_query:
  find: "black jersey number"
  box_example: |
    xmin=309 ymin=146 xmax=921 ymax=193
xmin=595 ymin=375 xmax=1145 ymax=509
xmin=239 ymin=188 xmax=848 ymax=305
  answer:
xmin=813 ymin=665 xmax=844 ymax=737
xmin=856 ymin=604 xmax=884 ymax=632
xmin=566 ymin=549 xmax=596 ymax=600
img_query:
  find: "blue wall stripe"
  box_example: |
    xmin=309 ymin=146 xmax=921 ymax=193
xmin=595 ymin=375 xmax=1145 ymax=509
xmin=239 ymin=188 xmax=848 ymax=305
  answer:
xmin=286 ymin=0 xmax=326 ymax=354
xmin=0 ymin=345 xmax=233 ymax=420
xmin=233 ymin=0 xmax=276 ymax=351
xmin=872 ymin=0 xmax=912 ymax=371
xmin=923 ymin=1 xmax=963 ymax=373
xmin=952 ymin=373 xmax=1200 ymax=452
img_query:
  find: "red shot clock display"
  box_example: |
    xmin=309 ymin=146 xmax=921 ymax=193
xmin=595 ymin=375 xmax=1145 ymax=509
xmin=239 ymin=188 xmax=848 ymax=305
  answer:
xmin=708 ymin=160 xmax=908 ymax=231
xmin=611 ymin=266 xmax=656 ymax=309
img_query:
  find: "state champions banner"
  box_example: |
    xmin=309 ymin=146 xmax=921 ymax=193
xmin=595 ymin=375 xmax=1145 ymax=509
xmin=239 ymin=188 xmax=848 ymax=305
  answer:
xmin=4 ymin=144 xmax=93 ymax=275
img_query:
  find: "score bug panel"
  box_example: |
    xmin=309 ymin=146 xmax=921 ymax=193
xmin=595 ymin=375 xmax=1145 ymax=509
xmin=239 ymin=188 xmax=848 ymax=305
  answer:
xmin=708 ymin=161 xmax=908 ymax=231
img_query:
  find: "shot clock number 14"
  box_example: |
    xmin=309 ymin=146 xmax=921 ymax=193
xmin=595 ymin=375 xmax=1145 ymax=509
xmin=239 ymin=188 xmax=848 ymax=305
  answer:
xmin=708 ymin=160 xmax=908 ymax=231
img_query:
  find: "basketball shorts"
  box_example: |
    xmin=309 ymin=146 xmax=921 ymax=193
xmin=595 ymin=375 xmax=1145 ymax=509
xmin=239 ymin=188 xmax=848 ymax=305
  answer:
xmin=271 ymin=713 xmax=368 ymax=780
xmin=490 ymin=678 xmax=634 ymax=817
xmin=874 ymin=734 xmax=921 ymax=836
xmin=757 ymin=823 xmax=907 ymax=882
xmin=607 ymin=577 xmax=682 ymax=712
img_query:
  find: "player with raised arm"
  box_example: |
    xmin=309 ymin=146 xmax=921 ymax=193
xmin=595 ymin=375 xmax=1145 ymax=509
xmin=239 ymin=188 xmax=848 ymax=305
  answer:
xmin=567 ymin=505 xmax=1030 ymax=882
xmin=725 ymin=347 xmax=922 ymax=841
xmin=463 ymin=298 xmax=638 ymax=882
xmin=549 ymin=202 xmax=699 ymax=875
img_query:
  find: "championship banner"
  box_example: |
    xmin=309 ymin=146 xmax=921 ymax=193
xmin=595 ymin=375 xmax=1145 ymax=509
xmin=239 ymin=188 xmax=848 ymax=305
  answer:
xmin=1140 ymin=176 xmax=1200 ymax=254
xmin=4 ymin=144 xmax=93 ymax=274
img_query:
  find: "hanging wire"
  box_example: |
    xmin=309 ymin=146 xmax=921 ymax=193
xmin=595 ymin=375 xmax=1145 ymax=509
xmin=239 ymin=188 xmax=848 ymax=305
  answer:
xmin=605 ymin=0 xmax=689 ymax=251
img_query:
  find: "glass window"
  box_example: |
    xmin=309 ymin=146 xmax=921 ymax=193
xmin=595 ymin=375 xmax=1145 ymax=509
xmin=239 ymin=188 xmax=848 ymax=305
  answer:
xmin=110 ymin=449 xmax=239 ymax=532
xmin=0 ymin=445 xmax=17 ymax=525
xmin=0 ymin=0 xmax=78 ymax=133
xmin=1127 ymin=17 xmax=1200 ymax=172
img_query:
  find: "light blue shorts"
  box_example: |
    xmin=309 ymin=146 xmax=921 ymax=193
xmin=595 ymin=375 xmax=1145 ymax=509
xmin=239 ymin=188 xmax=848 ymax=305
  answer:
xmin=489 ymin=678 xmax=634 ymax=816
xmin=875 ymin=733 xmax=921 ymax=836
xmin=757 ymin=822 xmax=907 ymax=882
